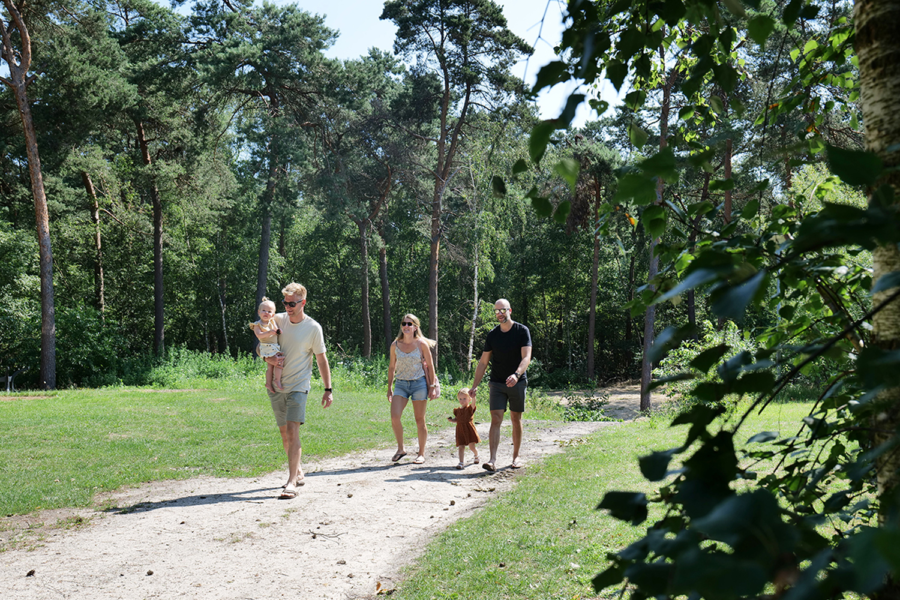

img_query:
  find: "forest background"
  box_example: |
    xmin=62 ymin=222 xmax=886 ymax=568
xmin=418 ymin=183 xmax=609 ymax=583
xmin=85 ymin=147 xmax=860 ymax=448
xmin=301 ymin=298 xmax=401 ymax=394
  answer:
xmin=1 ymin=0 xmax=673 ymax=391
xmin=6 ymin=0 xmax=900 ymax=598
xmin=5 ymin=0 xmax=866 ymax=395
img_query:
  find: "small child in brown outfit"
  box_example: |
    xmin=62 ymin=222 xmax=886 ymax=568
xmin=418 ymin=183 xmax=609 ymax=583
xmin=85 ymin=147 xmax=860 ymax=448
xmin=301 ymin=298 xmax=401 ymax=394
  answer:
xmin=448 ymin=388 xmax=480 ymax=469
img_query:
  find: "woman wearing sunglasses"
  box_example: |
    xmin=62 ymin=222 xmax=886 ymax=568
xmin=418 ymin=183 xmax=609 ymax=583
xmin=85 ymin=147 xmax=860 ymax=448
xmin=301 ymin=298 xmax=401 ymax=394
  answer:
xmin=386 ymin=314 xmax=439 ymax=464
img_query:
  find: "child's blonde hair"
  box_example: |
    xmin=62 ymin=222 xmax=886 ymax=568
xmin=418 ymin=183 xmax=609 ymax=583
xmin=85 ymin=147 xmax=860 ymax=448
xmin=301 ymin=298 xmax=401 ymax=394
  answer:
xmin=457 ymin=388 xmax=471 ymax=400
xmin=258 ymin=296 xmax=276 ymax=311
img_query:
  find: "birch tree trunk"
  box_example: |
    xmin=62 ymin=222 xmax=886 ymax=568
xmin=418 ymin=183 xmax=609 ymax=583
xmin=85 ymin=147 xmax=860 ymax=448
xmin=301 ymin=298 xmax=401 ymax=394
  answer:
xmin=1 ymin=0 xmax=56 ymax=388
xmin=856 ymin=0 xmax=900 ymax=560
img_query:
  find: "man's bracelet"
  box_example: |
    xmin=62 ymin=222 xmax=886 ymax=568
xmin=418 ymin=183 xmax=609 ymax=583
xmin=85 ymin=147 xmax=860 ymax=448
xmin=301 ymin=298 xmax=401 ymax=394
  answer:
xmin=324 ymin=388 xmax=333 ymax=392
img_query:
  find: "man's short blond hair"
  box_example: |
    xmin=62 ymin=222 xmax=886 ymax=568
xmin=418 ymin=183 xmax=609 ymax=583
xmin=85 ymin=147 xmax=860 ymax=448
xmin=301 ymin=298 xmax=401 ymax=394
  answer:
xmin=281 ymin=282 xmax=307 ymax=299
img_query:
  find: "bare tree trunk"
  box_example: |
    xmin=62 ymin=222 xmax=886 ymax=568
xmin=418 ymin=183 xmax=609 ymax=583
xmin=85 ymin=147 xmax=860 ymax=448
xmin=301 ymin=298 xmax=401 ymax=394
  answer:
xmin=467 ymin=247 xmax=479 ymax=371
xmin=256 ymin=155 xmax=278 ymax=311
xmin=723 ymin=138 xmax=733 ymax=225
xmin=135 ymin=119 xmax=164 ymax=356
xmin=587 ymin=193 xmax=600 ymax=381
xmin=625 ymin=225 xmax=637 ymax=343
xmin=640 ymin=63 xmax=677 ymax=412
xmin=256 ymin=90 xmax=281 ymax=315
xmin=357 ymin=220 xmax=372 ymax=358
xmin=781 ymin=123 xmax=794 ymax=203
xmin=82 ymin=171 xmax=105 ymax=318
xmin=279 ymin=213 xmax=286 ymax=258
xmin=215 ymin=232 xmax=229 ymax=353
xmin=428 ymin=179 xmax=442 ymax=354
xmin=1 ymin=3 xmax=56 ymax=388
xmin=857 ymin=3 xmax=900 ymax=582
xmin=378 ymin=227 xmax=392 ymax=354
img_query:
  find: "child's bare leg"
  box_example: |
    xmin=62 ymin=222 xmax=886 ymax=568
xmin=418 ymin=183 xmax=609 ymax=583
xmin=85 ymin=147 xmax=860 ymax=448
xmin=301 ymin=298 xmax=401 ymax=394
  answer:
xmin=273 ymin=364 xmax=284 ymax=391
xmin=265 ymin=364 xmax=276 ymax=394
xmin=469 ymin=443 xmax=479 ymax=462
xmin=458 ymin=446 xmax=465 ymax=463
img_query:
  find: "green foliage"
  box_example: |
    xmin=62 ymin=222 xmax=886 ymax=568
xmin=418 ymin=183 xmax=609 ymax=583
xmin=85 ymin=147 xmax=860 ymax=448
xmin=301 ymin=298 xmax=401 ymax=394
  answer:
xmin=561 ymin=391 xmax=615 ymax=422
xmin=654 ymin=320 xmax=761 ymax=403
xmin=526 ymin=0 xmax=900 ymax=598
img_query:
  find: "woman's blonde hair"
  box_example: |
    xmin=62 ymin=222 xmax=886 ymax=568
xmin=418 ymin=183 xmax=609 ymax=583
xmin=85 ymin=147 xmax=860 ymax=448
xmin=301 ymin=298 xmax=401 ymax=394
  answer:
xmin=395 ymin=313 xmax=436 ymax=347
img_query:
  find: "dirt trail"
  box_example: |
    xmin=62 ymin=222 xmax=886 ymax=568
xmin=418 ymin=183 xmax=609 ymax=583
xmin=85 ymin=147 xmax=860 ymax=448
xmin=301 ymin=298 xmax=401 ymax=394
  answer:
xmin=0 ymin=386 xmax=658 ymax=600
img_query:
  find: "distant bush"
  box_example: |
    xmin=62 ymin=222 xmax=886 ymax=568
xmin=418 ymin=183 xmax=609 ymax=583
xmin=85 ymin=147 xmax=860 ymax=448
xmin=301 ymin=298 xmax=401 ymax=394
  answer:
xmin=561 ymin=391 xmax=615 ymax=422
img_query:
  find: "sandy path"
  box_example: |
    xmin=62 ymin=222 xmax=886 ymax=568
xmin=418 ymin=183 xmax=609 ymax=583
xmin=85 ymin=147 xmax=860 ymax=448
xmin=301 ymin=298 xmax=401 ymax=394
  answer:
xmin=0 ymin=418 xmax=621 ymax=600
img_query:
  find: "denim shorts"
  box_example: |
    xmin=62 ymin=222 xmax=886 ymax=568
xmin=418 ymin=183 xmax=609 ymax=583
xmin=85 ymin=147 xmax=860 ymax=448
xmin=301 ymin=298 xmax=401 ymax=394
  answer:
xmin=393 ymin=377 xmax=428 ymax=401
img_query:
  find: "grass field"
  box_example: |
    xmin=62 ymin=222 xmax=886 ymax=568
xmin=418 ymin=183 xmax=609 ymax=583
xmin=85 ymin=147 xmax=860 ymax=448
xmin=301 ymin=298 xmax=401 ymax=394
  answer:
xmin=0 ymin=370 xmax=822 ymax=600
xmin=0 ymin=374 xmax=560 ymax=516
xmin=389 ymin=399 xmax=816 ymax=600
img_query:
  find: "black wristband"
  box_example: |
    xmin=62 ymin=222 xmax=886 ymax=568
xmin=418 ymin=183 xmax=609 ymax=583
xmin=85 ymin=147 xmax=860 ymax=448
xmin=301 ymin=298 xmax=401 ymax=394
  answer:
xmin=324 ymin=388 xmax=333 ymax=392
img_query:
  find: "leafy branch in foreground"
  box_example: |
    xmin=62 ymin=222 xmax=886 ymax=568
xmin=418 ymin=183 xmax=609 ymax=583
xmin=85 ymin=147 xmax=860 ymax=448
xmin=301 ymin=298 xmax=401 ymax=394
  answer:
xmin=527 ymin=0 xmax=900 ymax=598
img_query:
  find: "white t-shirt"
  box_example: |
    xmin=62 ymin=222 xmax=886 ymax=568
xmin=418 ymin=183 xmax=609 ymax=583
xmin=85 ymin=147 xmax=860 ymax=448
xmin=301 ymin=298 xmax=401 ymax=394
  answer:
xmin=274 ymin=313 xmax=326 ymax=393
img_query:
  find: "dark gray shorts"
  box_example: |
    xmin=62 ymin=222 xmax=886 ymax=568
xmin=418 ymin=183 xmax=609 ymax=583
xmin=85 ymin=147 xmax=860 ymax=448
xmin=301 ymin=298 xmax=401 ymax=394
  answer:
xmin=488 ymin=379 xmax=527 ymax=413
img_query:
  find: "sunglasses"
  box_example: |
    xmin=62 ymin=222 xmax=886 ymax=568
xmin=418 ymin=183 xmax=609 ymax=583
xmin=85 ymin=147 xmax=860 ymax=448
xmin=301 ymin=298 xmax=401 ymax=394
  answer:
xmin=401 ymin=322 xmax=415 ymax=327
xmin=494 ymin=308 xmax=509 ymax=314
xmin=283 ymin=299 xmax=303 ymax=307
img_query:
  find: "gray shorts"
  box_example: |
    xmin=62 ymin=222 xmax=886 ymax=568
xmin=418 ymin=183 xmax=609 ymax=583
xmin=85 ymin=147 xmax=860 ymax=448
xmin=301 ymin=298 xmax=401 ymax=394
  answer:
xmin=268 ymin=390 xmax=308 ymax=427
xmin=489 ymin=379 xmax=527 ymax=413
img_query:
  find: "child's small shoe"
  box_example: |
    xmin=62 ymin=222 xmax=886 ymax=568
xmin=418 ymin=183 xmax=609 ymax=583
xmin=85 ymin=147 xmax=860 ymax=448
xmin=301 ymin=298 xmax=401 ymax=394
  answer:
xmin=456 ymin=462 xmax=464 ymax=470
xmin=473 ymin=454 xmax=480 ymax=464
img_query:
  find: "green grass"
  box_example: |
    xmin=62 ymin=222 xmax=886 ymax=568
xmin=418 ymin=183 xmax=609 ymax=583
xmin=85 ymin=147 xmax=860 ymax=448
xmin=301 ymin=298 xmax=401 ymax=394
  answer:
xmin=0 ymin=384 xmax=405 ymax=515
xmin=0 ymin=369 xmax=561 ymax=516
xmin=390 ymin=400 xmax=817 ymax=600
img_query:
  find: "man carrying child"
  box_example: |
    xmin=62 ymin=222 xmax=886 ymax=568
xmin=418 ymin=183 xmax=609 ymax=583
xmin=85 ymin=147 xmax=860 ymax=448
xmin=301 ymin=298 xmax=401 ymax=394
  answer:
xmin=264 ymin=282 xmax=333 ymax=499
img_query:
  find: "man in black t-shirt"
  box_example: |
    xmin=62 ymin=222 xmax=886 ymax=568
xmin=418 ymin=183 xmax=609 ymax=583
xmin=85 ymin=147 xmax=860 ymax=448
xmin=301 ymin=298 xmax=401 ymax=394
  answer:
xmin=469 ymin=298 xmax=533 ymax=472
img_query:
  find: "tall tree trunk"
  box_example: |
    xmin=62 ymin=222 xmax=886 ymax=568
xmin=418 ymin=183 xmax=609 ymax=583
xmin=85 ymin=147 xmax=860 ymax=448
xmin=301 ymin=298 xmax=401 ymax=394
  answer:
xmin=215 ymin=231 xmax=229 ymax=353
xmin=378 ymin=226 xmax=392 ymax=354
xmin=135 ymin=119 xmax=164 ymax=356
xmin=723 ymin=138 xmax=733 ymax=225
xmin=467 ymin=246 xmax=480 ymax=372
xmin=256 ymin=89 xmax=281 ymax=314
xmin=781 ymin=123 xmax=794 ymax=202
xmin=640 ymin=63 xmax=677 ymax=412
xmin=256 ymin=153 xmax=278 ymax=311
xmin=587 ymin=191 xmax=600 ymax=381
xmin=357 ymin=220 xmax=372 ymax=358
xmin=625 ymin=225 xmax=638 ymax=343
xmin=428 ymin=177 xmax=442 ymax=354
xmin=857 ymin=0 xmax=900 ymax=564
xmin=1 ymin=3 xmax=56 ymax=388
xmin=82 ymin=171 xmax=105 ymax=318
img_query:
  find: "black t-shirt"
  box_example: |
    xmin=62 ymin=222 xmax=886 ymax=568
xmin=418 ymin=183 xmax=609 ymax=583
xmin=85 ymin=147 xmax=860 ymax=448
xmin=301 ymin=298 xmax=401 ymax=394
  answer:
xmin=484 ymin=322 xmax=532 ymax=383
